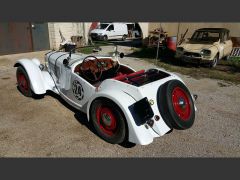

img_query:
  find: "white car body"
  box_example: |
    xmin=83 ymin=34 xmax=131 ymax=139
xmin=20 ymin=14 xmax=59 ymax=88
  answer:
xmin=90 ymin=23 xmax=128 ymax=40
xmin=14 ymin=49 xmax=197 ymax=145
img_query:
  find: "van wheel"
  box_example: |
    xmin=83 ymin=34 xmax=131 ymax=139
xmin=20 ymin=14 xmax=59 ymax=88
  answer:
xmin=90 ymin=98 xmax=127 ymax=144
xmin=122 ymin=35 xmax=127 ymax=41
xmin=16 ymin=66 xmax=32 ymax=97
xmin=103 ymin=35 xmax=108 ymax=41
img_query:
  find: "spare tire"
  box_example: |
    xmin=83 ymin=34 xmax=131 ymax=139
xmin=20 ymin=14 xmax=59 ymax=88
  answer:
xmin=157 ymin=80 xmax=195 ymax=130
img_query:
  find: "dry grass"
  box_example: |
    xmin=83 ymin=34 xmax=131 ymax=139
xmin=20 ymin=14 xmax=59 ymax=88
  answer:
xmin=131 ymin=47 xmax=240 ymax=84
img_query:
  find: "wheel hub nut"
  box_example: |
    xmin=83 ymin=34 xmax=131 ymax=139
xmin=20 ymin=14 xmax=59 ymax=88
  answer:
xmin=102 ymin=113 xmax=111 ymax=126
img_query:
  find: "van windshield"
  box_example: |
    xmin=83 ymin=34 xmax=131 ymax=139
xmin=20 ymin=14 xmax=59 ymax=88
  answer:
xmin=97 ymin=24 xmax=109 ymax=29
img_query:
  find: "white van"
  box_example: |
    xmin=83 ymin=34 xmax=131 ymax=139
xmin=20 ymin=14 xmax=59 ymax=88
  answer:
xmin=90 ymin=23 xmax=128 ymax=41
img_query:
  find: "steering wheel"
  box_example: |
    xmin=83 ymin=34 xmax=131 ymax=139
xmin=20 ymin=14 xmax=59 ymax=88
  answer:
xmin=79 ymin=55 xmax=103 ymax=82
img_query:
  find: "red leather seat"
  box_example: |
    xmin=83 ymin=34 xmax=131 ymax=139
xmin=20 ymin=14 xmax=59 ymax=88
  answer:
xmin=113 ymin=70 xmax=145 ymax=82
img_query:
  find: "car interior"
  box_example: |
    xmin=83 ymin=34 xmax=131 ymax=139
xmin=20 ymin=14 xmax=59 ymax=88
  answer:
xmin=74 ymin=56 xmax=170 ymax=87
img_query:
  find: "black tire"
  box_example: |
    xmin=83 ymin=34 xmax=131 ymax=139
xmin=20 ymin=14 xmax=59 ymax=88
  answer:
xmin=90 ymin=98 xmax=127 ymax=144
xmin=178 ymin=58 xmax=186 ymax=66
xmin=210 ymin=54 xmax=219 ymax=68
xmin=16 ymin=66 xmax=32 ymax=97
xmin=122 ymin=35 xmax=127 ymax=41
xmin=157 ymin=80 xmax=195 ymax=130
xmin=103 ymin=35 xmax=108 ymax=41
xmin=223 ymin=55 xmax=230 ymax=61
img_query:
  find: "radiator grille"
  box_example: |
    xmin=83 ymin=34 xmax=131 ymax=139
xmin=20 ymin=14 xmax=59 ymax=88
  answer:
xmin=230 ymin=47 xmax=240 ymax=57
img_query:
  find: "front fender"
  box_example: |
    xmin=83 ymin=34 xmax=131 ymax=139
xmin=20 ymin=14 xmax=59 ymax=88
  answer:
xmin=87 ymin=90 xmax=159 ymax=145
xmin=14 ymin=59 xmax=46 ymax=94
xmin=210 ymin=45 xmax=221 ymax=59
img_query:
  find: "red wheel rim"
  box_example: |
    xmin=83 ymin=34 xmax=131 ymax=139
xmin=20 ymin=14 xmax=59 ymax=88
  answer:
xmin=96 ymin=106 xmax=117 ymax=136
xmin=172 ymin=87 xmax=191 ymax=121
xmin=17 ymin=72 xmax=29 ymax=94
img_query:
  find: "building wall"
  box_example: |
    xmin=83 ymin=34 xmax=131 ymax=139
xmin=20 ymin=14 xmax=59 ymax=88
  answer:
xmin=220 ymin=23 xmax=240 ymax=37
xmin=138 ymin=23 xmax=149 ymax=38
xmin=149 ymin=23 xmax=179 ymax=36
xmin=48 ymin=22 xmax=86 ymax=49
xmin=48 ymin=22 xmax=150 ymax=49
xmin=148 ymin=22 xmax=240 ymax=40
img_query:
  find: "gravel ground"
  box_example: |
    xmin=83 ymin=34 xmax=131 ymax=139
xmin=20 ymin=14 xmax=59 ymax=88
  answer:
xmin=0 ymin=50 xmax=239 ymax=157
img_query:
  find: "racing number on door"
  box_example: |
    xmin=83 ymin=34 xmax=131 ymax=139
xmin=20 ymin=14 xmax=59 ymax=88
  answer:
xmin=72 ymin=80 xmax=84 ymax=101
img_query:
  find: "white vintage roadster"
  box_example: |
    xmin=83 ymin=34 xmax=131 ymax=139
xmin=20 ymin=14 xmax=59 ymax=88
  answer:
xmin=14 ymin=46 xmax=197 ymax=145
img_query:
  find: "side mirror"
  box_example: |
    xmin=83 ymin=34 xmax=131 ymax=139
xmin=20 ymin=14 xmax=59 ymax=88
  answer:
xmin=119 ymin=53 xmax=124 ymax=58
xmin=63 ymin=58 xmax=69 ymax=66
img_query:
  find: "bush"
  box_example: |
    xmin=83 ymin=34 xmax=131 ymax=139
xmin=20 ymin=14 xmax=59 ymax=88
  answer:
xmin=223 ymin=57 xmax=240 ymax=69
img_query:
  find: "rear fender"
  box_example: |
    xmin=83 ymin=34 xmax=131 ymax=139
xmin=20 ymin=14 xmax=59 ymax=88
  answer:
xmin=86 ymin=90 xmax=159 ymax=145
xmin=14 ymin=59 xmax=50 ymax=94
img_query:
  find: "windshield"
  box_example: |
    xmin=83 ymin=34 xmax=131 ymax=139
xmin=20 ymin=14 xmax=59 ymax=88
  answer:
xmin=97 ymin=24 xmax=109 ymax=29
xmin=190 ymin=31 xmax=220 ymax=43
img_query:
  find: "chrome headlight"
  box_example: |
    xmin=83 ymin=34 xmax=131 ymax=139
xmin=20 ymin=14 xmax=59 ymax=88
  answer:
xmin=200 ymin=49 xmax=211 ymax=56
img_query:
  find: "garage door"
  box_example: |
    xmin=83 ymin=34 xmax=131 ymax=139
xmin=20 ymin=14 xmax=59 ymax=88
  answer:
xmin=31 ymin=23 xmax=50 ymax=51
xmin=0 ymin=23 xmax=33 ymax=55
xmin=0 ymin=22 xmax=50 ymax=55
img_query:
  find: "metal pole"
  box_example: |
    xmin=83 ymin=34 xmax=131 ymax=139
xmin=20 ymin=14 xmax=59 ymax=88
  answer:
xmin=155 ymin=23 xmax=162 ymax=65
xmin=176 ymin=22 xmax=180 ymax=45
xmin=82 ymin=23 xmax=87 ymax=45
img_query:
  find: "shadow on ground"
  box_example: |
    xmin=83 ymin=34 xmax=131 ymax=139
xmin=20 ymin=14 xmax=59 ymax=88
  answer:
xmin=45 ymin=91 xmax=136 ymax=148
xmin=126 ymin=47 xmax=240 ymax=72
xmin=93 ymin=39 xmax=143 ymax=48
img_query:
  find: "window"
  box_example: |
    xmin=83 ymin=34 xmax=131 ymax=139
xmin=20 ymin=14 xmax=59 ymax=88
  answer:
xmin=97 ymin=24 xmax=109 ymax=29
xmin=190 ymin=31 xmax=220 ymax=43
xmin=107 ymin=25 xmax=114 ymax=31
xmin=222 ymin=32 xmax=229 ymax=42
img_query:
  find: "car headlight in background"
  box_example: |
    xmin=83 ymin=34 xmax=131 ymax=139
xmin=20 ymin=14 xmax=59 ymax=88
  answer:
xmin=177 ymin=47 xmax=184 ymax=52
xmin=200 ymin=49 xmax=211 ymax=56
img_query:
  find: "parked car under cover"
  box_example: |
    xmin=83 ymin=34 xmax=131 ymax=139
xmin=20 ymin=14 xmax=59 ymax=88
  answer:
xmin=175 ymin=28 xmax=233 ymax=67
xmin=14 ymin=46 xmax=197 ymax=145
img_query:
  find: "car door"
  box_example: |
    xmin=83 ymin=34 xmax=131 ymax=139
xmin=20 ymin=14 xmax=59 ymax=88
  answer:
xmin=58 ymin=65 xmax=95 ymax=110
xmin=106 ymin=24 xmax=115 ymax=39
xmin=221 ymin=31 xmax=233 ymax=56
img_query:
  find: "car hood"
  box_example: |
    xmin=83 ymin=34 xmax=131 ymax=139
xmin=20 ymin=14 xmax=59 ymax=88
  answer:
xmin=181 ymin=43 xmax=217 ymax=52
xmin=91 ymin=29 xmax=105 ymax=34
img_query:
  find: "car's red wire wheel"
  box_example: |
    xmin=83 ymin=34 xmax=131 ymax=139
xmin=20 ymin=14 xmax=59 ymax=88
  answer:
xmin=96 ymin=106 xmax=117 ymax=136
xmin=90 ymin=99 xmax=127 ymax=144
xmin=171 ymin=87 xmax=191 ymax=121
xmin=17 ymin=72 xmax=29 ymax=94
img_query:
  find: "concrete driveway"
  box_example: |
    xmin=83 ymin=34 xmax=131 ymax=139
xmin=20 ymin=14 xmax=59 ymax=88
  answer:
xmin=0 ymin=51 xmax=239 ymax=157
